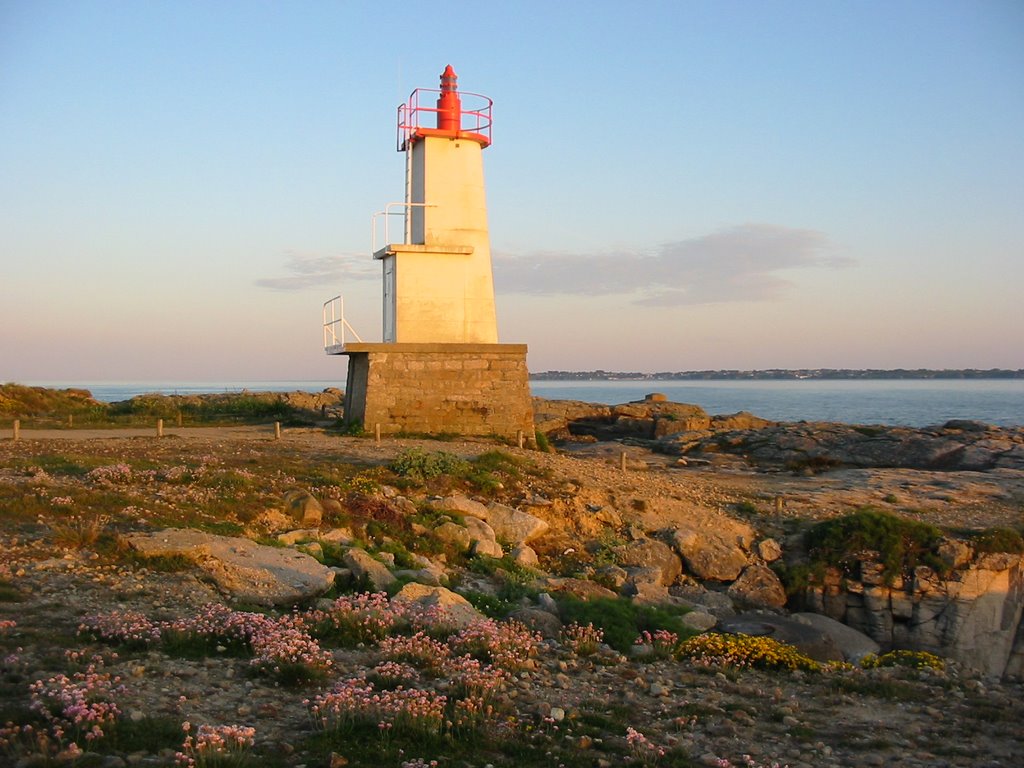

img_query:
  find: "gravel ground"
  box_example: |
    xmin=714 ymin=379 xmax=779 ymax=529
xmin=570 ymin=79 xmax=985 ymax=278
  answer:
xmin=1 ymin=427 xmax=1022 ymax=767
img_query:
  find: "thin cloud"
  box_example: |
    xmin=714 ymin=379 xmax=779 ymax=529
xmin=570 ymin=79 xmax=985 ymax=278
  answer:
xmin=494 ymin=224 xmax=851 ymax=306
xmin=255 ymin=251 xmax=377 ymax=290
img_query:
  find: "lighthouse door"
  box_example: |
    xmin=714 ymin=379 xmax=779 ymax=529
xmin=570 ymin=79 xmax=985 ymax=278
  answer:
xmin=383 ymin=257 xmax=396 ymax=343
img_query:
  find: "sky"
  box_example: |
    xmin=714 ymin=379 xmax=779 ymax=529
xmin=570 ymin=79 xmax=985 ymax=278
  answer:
xmin=2 ymin=0 xmax=1022 ymax=382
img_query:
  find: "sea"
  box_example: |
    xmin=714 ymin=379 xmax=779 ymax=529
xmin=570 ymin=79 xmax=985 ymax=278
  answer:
xmin=25 ymin=379 xmax=1024 ymax=428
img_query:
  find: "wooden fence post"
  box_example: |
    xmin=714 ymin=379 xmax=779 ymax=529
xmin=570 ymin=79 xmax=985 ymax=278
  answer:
xmin=12 ymin=419 xmax=19 ymax=441
xmin=274 ymin=422 xmax=282 ymax=440
xmin=156 ymin=419 xmax=164 ymax=437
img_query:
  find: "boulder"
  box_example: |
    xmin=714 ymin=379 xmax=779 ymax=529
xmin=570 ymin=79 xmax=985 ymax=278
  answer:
xmin=728 ymin=565 xmax=787 ymax=610
xmin=594 ymin=564 xmax=628 ymax=590
xmin=543 ymin=577 xmax=619 ymax=602
xmin=709 ymin=411 xmax=774 ymax=431
xmin=511 ymin=544 xmax=540 ymax=568
xmin=484 ymin=502 xmax=549 ymax=545
xmin=124 ymin=528 xmax=334 ymax=606
xmin=757 ymin=538 xmax=783 ymax=563
xmin=321 ymin=498 xmax=345 ymax=520
xmin=343 ymin=548 xmax=396 ymax=591
xmin=435 ymin=494 xmax=489 ymax=520
xmin=615 ymin=539 xmax=682 ymax=585
xmin=681 ymin=611 xmax=718 ymax=632
xmin=471 ymin=538 xmax=504 ymax=558
xmin=282 ymin=489 xmax=323 ymax=527
xmin=390 ymin=583 xmax=482 ymax=628
xmin=509 ymin=607 xmax=563 ymax=639
xmin=670 ymin=582 xmax=736 ymax=616
xmin=461 ymin=515 xmax=503 ymax=557
xmin=669 ymin=524 xmax=752 ymax=581
xmin=321 ymin=527 xmax=356 ymax=545
xmin=277 ymin=529 xmax=319 ymax=545
xmin=622 ymin=566 xmax=669 ymax=601
xmin=433 ymin=521 xmax=472 ymax=552
xmin=791 ymin=612 xmax=880 ymax=663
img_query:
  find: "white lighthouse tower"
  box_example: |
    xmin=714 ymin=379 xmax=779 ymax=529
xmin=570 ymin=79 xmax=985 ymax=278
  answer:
xmin=326 ymin=66 xmax=533 ymax=440
xmin=379 ymin=64 xmax=498 ymax=345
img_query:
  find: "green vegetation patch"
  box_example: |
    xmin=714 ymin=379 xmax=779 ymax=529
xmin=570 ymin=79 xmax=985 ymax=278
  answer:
xmin=390 ymin=448 xmax=471 ymax=482
xmin=555 ymin=595 xmax=693 ymax=653
xmin=804 ymin=507 xmax=947 ymax=582
xmin=969 ymin=526 xmax=1024 ymax=554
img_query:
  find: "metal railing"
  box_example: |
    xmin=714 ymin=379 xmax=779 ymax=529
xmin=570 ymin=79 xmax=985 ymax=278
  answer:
xmin=371 ymin=201 xmax=434 ymax=253
xmin=397 ymin=87 xmax=493 ymax=151
xmin=322 ymin=295 xmax=363 ymax=350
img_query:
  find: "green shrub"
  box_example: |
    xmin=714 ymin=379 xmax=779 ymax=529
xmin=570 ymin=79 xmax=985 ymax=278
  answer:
xmin=534 ymin=430 xmax=552 ymax=452
xmin=375 ymin=540 xmax=416 ymax=569
xmin=555 ymin=596 xmax=692 ymax=653
xmin=970 ymin=527 xmax=1024 ymax=554
xmin=389 ymin=448 xmax=470 ymax=482
xmin=804 ymin=508 xmax=946 ymax=583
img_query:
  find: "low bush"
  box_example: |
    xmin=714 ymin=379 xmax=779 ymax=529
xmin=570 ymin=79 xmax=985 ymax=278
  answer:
xmin=970 ymin=527 xmax=1024 ymax=554
xmin=390 ymin=448 xmax=470 ymax=482
xmin=804 ymin=508 xmax=946 ymax=583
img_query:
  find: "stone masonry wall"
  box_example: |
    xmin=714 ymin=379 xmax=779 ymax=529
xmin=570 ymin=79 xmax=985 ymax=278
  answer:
xmin=342 ymin=343 xmax=534 ymax=441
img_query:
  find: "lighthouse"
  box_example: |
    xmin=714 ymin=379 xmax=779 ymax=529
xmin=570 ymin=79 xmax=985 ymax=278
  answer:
xmin=326 ymin=66 xmax=534 ymax=440
xmin=379 ymin=64 xmax=498 ymax=345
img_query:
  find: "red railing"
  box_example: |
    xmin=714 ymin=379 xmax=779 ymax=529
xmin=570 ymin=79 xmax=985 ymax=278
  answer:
xmin=396 ymin=88 xmax=493 ymax=151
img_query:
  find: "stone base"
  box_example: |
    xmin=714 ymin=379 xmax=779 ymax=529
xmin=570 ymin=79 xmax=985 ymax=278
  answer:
xmin=341 ymin=343 xmax=534 ymax=441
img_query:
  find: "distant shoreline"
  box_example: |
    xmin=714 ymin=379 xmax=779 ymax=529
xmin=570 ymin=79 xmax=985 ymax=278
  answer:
xmin=530 ymin=368 xmax=1024 ymax=381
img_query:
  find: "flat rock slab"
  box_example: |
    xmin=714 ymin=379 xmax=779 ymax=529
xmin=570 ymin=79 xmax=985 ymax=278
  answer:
xmin=124 ymin=528 xmax=334 ymax=606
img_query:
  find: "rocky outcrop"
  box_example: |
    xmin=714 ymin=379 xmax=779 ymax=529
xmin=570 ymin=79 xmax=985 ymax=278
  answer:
xmin=124 ymin=528 xmax=334 ymax=606
xmin=661 ymin=420 xmax=1024 ymax=472
xmin=536 ymin=394 xmax=1023 ymax=472
xmin=543 ymin=395 xmax=713 ymax=442
xmin=803 ymin=550 xmax=1024 ymax=678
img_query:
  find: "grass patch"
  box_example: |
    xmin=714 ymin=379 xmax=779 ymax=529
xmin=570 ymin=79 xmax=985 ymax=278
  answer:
xmin=106 ymin=715 xmax=185 ymax=753
xmin=196 ymin=520 xmax=247 ymax=536
xmin=826 ymin=675 xmax=930 ymax=702
xmin=0 ymin=577 xmax=25 ymax=602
